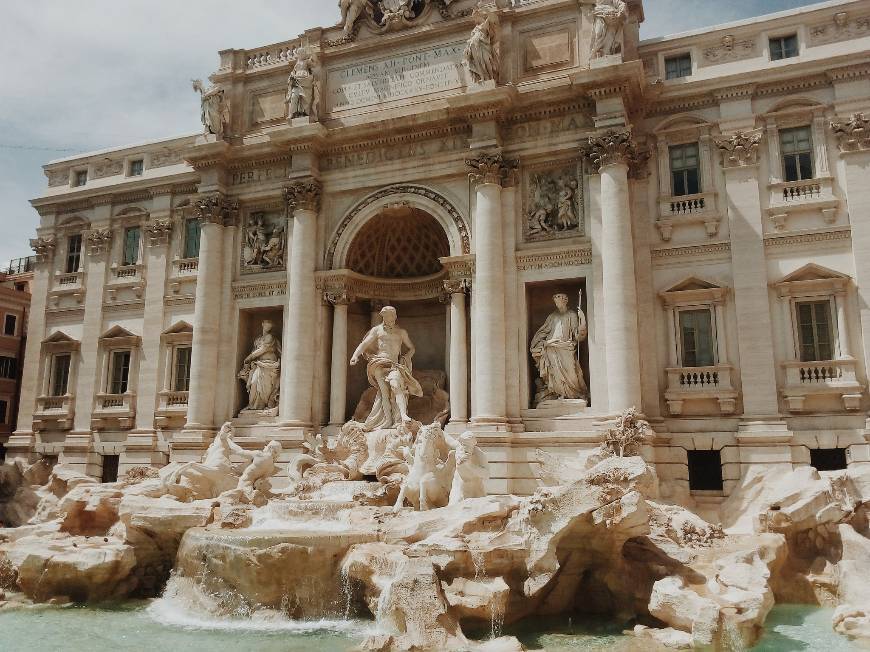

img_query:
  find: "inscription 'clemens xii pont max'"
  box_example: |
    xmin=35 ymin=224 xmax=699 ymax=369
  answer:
xmin=328 ymin=42 xmax=466 ymax=111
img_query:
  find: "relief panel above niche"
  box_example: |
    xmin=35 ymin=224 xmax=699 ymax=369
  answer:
xmin=241 ymin=211 xmax=287 ymax=275
xmin=523 ymin=159 xmax=586 ymax=243
xmin=520 ymin=22 xmax=576 ymax=75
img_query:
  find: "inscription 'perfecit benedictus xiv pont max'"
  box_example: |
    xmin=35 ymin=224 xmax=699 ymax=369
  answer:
xmin=10 ymin=0 xmax=870 ymax=647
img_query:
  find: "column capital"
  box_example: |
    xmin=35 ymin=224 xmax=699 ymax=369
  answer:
xmin=144 ymin=218 xmax=173 ymax=247
xmin=284 ymin=178 xmax=322 ymax=213
xmin=193 ymin=193 xmax=239 ymax=226
xmin=465 ymin=152 xmax=518 ymax=186
xmin=831 ymin=112 xmax=870 ymax=153
xmin=324 ymin=289 xmax=353 ymax=306
xmin=29 ymin=236 xmax=56 ymax=264
xmin=86 ymin=229 xmax=113 ymax=257
xmin=713 ymin=129 xmax=764 ymax=168
xmin=580 ymin=130 xmax=649 ymax=177
xmin=443 ymin=278 xmax=470 ymax=295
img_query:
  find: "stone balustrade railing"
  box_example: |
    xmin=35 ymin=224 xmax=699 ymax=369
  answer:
xmin=665 ymin=365 xmax=737 ymax=415
xmin=782 ymin=358 xmax=864 ymax=412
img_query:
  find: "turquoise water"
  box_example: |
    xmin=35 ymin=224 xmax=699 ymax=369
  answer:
xmin=0 ymin=602 xmax=860 ymax=651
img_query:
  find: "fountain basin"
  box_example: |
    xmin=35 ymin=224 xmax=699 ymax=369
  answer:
xmin=174 ymin=527 xmax=379 ymax=619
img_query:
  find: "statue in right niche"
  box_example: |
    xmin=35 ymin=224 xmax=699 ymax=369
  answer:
xmin=530 ymin=292 xmax=589 ymax=406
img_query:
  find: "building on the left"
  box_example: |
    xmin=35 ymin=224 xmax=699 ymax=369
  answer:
xmin=0 ymin=256 xmax=34 ymax=461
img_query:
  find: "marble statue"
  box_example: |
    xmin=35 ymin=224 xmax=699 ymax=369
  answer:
xmin=286 ymin=48 xmax=320 ymax=121
xmin=350 ymin=306 xmax=423 ymax=431
xmin=394 ymin=422 xmax=456 ymax=511
xmin=191 ymin=79 xmax=229 ymax=139
xmin=589 ymin=0 xmax=627 ymax=60
xmin=448 ymin=432 xmax=489 ymax=505
xmin=464 ymin=4 xmax=500 ymax=84
xmin=530 ymin=293 xmax=589 ymax=405
xmin=556 ymin=179 xmax=580 ymax=230
xmin=238 ymin=320 xmax=281 ymax=412
xmin=339 ymin=0 xmax=369 ymax=37
xmin=526 ymin=169 xmax=583 ymax=239
xmin=158 ymin=422 xmax=243 ymax=500
xmin=289 ymin=421 xmax=369 ymax=490
xmin=233 ymin=440 xmax=283 ymax=504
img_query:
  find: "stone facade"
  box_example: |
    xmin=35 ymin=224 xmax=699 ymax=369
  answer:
xmin=11 ymin=0 xmax=870 ymax=503
xmin=0 ymin=258 xmax=33 ymax=458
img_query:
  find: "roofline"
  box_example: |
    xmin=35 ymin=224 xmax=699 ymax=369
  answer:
xmin=47 ymin=132 xmax=200 ymax=166
xmin=640 ymin=0 xmax=861 ymax=46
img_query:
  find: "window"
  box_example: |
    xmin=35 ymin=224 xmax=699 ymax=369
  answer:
xmin=4 ymin=314 xmax=16 ymax=336
xmin=109 ymin=350 xmax=131 ymax=395
xmin=665 ymin=54 xmax=692 ymax=80
xmin=810 ymin=448 xmax=848 ymax=472
xmin=123 ymin=227 xmax=141 ymax=266
xmin=184 ymin=219 xmax=201 ymax=259
xmin=669 ymin=143 xmax=701 ymax=196
xmin=679 ymin=309 xmax=715 ymax=368
xmin=770 ymin=34 xmax=799 ymax=61
xmin=688 ymin=450 xmax=724 ymax=491
xmin=0 ymin=400 xmax=7 ymax=424
xmin=73 ymin=170 xmax=88 ymax=187
xmin=0 ymin=443 xmax=6 ymax=464
xmin=14 ymin=283 xmax=25 ymax=292
xmin=128 ymin=159 xmax=144 ymax=177
xmin=796 ymin=300 xmax=833 ymax=362
xmin=51 ymin=354 xmax=72 ymax=396
xmin=173 ymin=346 xmax=192 ymax=392
xmin=780 ymin=126 xmax=814 ymax=182
xmin=101 ymin=455 xmax=120 ymax=483
xmin=66 ymin=234 xmax=83 ymax=274
xmin=0 ymin=356 xmax=16 ymax=379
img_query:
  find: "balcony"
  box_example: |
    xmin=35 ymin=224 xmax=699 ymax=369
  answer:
xmin=656 ymin=192 xmax=721 ymax=241
xmin=767 ymin=177 xmax=839 ymax=230
xmin=91 ymin=392 xmax=136 ymax=430
xmin=33 ymin=394 xmax=75 ymax=431
xmin=172 ymin=258 xmax=199 ymax=276
xmin=782 ymin=359 xmax=864 ymax=412
xmin=155 ymin=390 xmax=189 ymax=428
xmin=665 ymin=365 xmax=738 ymax=415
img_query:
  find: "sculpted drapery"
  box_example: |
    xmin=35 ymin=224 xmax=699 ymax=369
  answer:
xmin=589 ymin=0 xmax=628 ymax=60
xmin=530 ymin=294 xmax=589 ymax=405
xmin=239 ymin=320 xmax=281 ymax=411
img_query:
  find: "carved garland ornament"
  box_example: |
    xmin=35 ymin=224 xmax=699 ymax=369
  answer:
xmin=86 ymin=229 xmax=113 ymax=256
xmin=194 ymin=194 xmax=239 ymax=226
xmin=326 ymin=185 xmax=470 ymax=269
xmin=713 ymin=130 xmax=763 ymax=167
xmin=580 ymin=131 xmax=649 ymax=178
xmin=465 ymin=152 xmax=518 ymax=186
xmin=145 ymin=219 xmax=173 ymax=247
xmin=283 ymin=179 xmax=323 ymax=213
xmin=831 ymin=113 xmax=870 ymax=152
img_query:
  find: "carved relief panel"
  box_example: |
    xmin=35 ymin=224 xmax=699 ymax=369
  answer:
xmin=523 ymin=159 xmax=586 ymax=242
xmin=240 ymin=211 xmax=287 ymax=274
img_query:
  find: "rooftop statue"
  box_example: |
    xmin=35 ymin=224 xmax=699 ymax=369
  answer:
xmin=589 ymin=0 xmax=627 ymax=61
xmin=350 ymin=306 xmax=423 ymax=431
xmin=191 ymin=79 xmax=229 ymax=139
xmin=464 ymin=3 xmax=500 ymax=84
xmin=285 ymin=48 xmax=321 ymax=121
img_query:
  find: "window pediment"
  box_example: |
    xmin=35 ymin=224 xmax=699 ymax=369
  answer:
xmin=161 ymin=321 xmax=193 ymax=344
xmin=100 ymin=325 xmax=141 ymax=348
xmin=773 ymin=263 xmax=849 ymax=296
xmin=42 ymin=330 xmax=81 ymax=353
xmin=660 ymin=277 xmax=728 ymax=305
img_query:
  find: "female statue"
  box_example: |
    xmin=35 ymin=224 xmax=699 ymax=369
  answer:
xmin=464 ymin=6 xmax=500 ymax=84
xmin=239 ymin=320 xmax=281 ymax=411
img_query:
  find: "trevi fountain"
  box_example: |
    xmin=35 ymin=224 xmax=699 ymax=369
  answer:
xmin=5 ymin=0 xmax=870 ymax=649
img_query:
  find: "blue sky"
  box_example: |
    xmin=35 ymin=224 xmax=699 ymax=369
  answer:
xmin=0 ymin=0 xmax=822 ymax=265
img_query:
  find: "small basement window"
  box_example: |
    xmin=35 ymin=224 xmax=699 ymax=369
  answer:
xmin=688 ymin=450 xmax=724 ymax=491
xmin=810 ymin=448 xmax=848 ymax=472
xmin=101 ymin=454 xmax=120 ymax=483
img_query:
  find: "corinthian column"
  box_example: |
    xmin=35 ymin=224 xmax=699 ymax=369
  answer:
xmin=581 ymin=131 xmax=646 ymax=414
xmin=444 ymin=279 xmax=470 ymax=427
xmin=467 ymin=153 xmax=517 ymax=429
xmin=280 ymin=179 xmax=322 ymax=432
xmin=185 ymin=194 xmax=236 ymax=433
xmin=326 ymin=289 xmax=352 ymax=428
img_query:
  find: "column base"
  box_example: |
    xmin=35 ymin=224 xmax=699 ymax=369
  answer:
xmin=445 ymin=420 xmax=470 ymax=436
xmin=274 ymin=423 xmax=314 ymax=447
xmin=736 ymin=418 xmax=792 ymax=444
xmin=176 ymin=427 xmax=218 ymax=449
xmin=469 ymin=417 xmax=511 ymax=434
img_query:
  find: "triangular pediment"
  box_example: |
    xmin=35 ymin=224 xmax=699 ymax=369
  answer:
xmin=162 ymin=321 xmax=193 ymax=335
xmin=43 ymin=330 xmax=77 ymax=344
xmin=663 ymin=276 xmax=721 ymax=293
xmin=779 ymin=263 xmax=849 ymax=284
xmin=100 ymin=325 xmax=137 ymax=340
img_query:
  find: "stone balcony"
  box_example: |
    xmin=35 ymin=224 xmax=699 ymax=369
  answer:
xmin=655 ymin=192 xmax=721 ymax=241
xmin=781 ymin=359 xmax=865 ymax=412
xmin=33 ymin=394 xmax=75 ymax=431
xmin=664 ymin=365 xmax=738 ymax=415
xmin=48 ymin=270 xmax=85 ymax=307
xmin=155 ymin=390 xmax=189 ymax=427
xmin=767 ymin=177 xmax=839 ymax=230
xmin=91 ymin=392 xmax=136 ymax=430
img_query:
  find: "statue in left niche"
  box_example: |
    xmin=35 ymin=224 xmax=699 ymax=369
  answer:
xmin=238 ymin=319 xmax=281 ymax=413
xmin=285 ymin=48 xmax=320 ymax=121
xmin=192 ymin=79 xmax=230 ymax=139
xmin=464 ymin=3 xmax=500 ymax=84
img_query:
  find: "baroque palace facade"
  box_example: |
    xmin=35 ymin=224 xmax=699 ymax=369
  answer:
xmin=11 ymin=0 xmax=870 ymax=502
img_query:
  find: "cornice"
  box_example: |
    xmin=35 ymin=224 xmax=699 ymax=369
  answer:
xmin=516 ymin=246 xmax=592 ymax=271
xmin=764 ymin=227 xmax=851 ymax=249
xmin=651 ymin=241 xmax=731 ymax=260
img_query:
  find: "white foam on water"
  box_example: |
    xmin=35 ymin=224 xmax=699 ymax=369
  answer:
xmin=145 ymin=596 xmax=379 ymax=637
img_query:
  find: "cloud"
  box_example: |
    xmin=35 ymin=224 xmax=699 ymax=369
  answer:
xmin=0 ymin=0 xmax=819 ymax=265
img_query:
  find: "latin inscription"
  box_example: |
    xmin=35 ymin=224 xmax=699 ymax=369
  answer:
xmin=230 ymin=164 xmax=291 ymax=187
xmin=504 ymin=113 xmax=592 ymax=141
xmin=328 ymin=43 xmax=466 ymax=111
xmin=233 ymin=282 xmax=287 ymax=300
xmin=322 ymin=135 xmax=470 ymax=171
